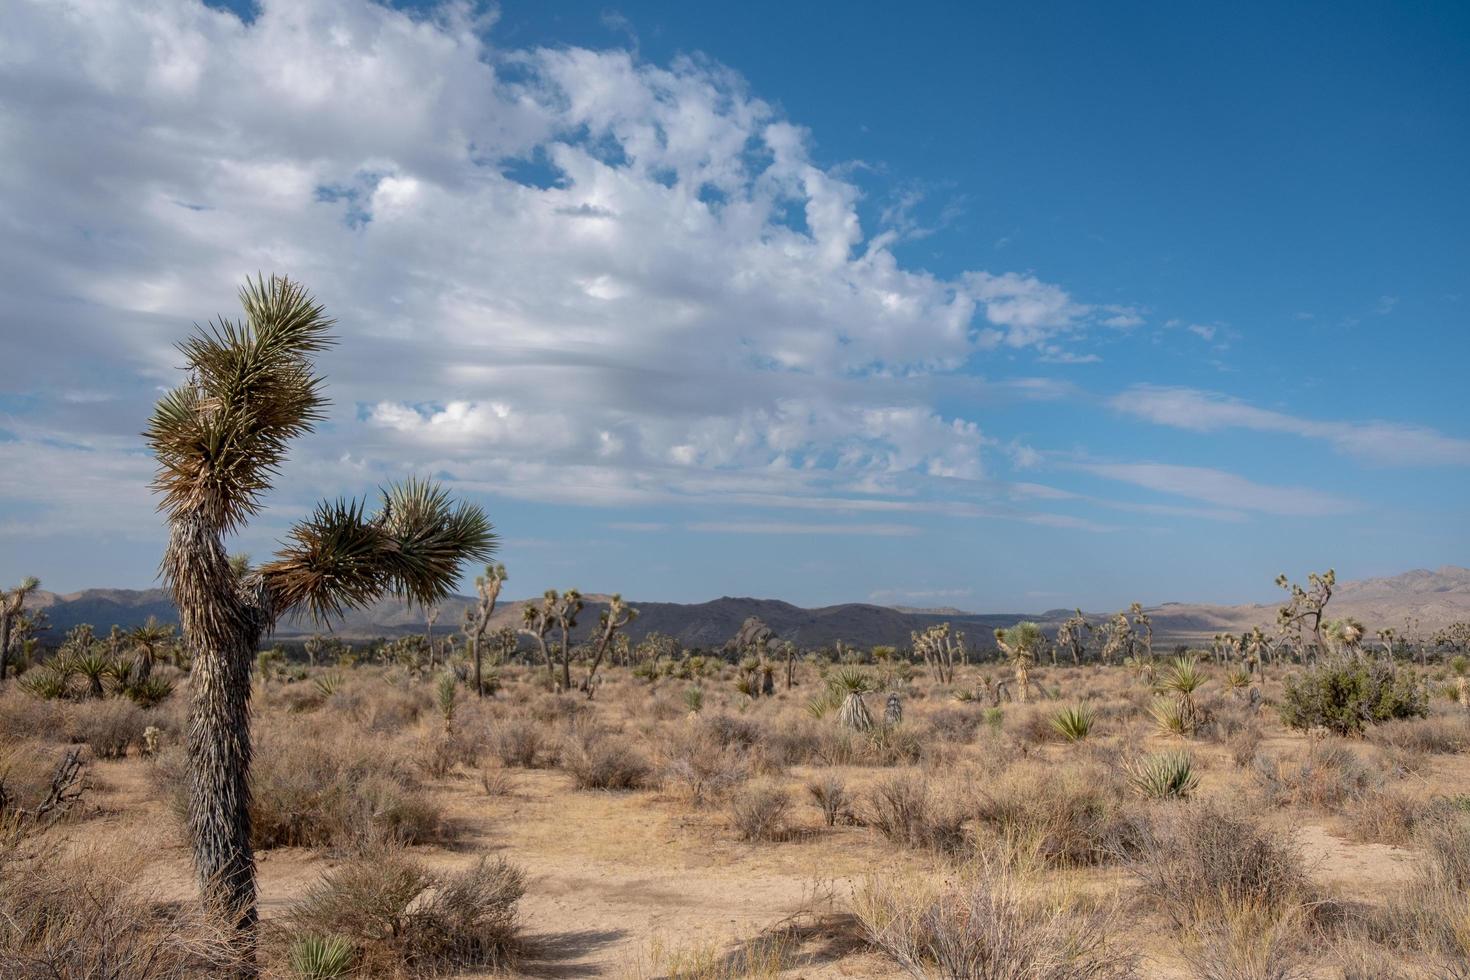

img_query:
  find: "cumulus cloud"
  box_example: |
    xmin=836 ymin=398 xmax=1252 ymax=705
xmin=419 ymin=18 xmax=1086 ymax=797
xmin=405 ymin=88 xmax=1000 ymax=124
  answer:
xmin=0 ymin=0 xmax=1145 ymax=546
xmin=1110 ymin=386 xmax=1470 ymax=467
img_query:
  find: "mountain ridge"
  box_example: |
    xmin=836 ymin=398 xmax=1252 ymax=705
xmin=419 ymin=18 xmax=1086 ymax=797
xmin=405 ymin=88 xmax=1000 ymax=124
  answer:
xmin=17 ymin=566 xmax=1469 ymax=648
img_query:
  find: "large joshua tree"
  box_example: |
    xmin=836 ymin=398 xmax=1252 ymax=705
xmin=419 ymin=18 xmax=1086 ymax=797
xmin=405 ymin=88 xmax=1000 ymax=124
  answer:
xmin=464 ymin=563 xmax=507 ymax=696
xmin=145 ymin=276 xmax=495 ymax=948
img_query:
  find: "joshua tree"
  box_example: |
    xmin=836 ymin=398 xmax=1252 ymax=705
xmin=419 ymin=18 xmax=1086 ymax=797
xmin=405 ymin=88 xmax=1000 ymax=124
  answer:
xmin=1099 ymin=612 xmax=1134 ymax=665
xmin=581 ymin=594 xmax=638 ymax=695
xmin=782 ymin=640 xmax=799 ymax=689
xmin=1275 ymin=569 xmax=1335 ymax=662
xmin=0 ymin=576 xmax=41 ymax=681
xmin=1435 ymin=623 xmax=1470 ymax=659
xmin=518 ymin=593 xmax=556 ymax=681
xmin=1056 ymin=610 xmax=1090 ymax=665
xmin=912 ymin=623 xmax=962 ymax=685
xmin=464 ymin=564 xmax=507 ymax=697
xmin=129 ymin=616 xmax=176 ymax=684
xmin=995 ymin=622 xmax=1043 ymax=703
xmin=1325 ymin=617 xmax=1365 ymax=657
xmin=1129 ymin=602 xmax=1153 ymax=660
xmin=423 ymin=605 xmax=441 ymax=669
xmin=145 ymin=276 xmax=495 ymax=953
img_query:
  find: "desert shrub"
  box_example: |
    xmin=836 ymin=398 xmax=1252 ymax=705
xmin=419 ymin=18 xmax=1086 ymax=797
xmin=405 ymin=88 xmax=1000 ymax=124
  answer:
xmin=1002 ymin=706 xmax=1054 ymax=747
xmin=1127 ymin=751 xmax=1199 ymax=800
xmin=701 ymin=712 xmax=764 ymax=750
xmin=490 ymin=717 xmax=548 ymax=769
xmin=866 ymin=721 xmax=925 ymax=766
xmin=417 ymin=726 xmax=484 ymax=779
xmin=359 ymin=684 xmax=429 ymax=733
xmin=1251 ymin=743 xmax=1377 ymax=810
xmin=760 ymin=716 xmax=824 ymax=767
xmin=1182 ymin=901 xmax=1309 ymax=980
xmin=927 ymin=706 xmax=984 ymax=743
xmin=1119 ymin=800 xmax=1310 ymax=929
xmin=1279 ymin=656 xmax=1427 ymax=735
xmin=286 ymin=849 xmax=525 ymax=976
xmin=1366 ymin=714 xmax=1469 ymax=755
xmin=527 ymin=692 xmax=591 ymax=726
xmin=479 ymin=765 xmax=515 ymax=797
xmin=0 ymin=690 xmax=62 ymax=741
xmin=662 ymin=732 xmax=751 ymax=806
xmin=0 ymin=743 xmax=87 ymax=839
xmin=66 ymin=698 xmax=146 ymax=759
xmin=1340 ymin=788 xmax=1422 ymax=845
xmin=864 ymin=773 xmax=967 ymax=854
xmin=1226 ymin=725 xmax=1263 ymax=768
xmin=852 ymin=868 xmax=1138 ymax=980
xmin=807 ymin=773 xmax=850 ymax=827
xmin=152 ymin=722 xmax=442 ymax=850
xmin=973 ymin=765 xmax=1125 ymax=868
xmin=1377 ymin=809 xmax=1470 ymax=970
xmin=0 ymin=845 xmax=244 ymax=979
xmin=728 ymin=781 xmax=792 ymax=841
xmin=562 ymin=732 xmax=651 ymax=790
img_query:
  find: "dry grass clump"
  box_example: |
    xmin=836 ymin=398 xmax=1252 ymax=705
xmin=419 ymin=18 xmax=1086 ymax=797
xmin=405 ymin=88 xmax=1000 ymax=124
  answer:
xmin=0 ymin=689 xmax=63 ymax=742
xmin=562 ymin=730 xmax=653 ymax=790
xmin=1251 ymin=742 xmax=1378 ymax=810
xmin=624 ymin=929 xmax=794 ymax=979
xmin=1226 ymin=724 xmax=1264 ymax=768
xmin=284 ymin=847 xmax=525 ymax=977
xmin=1119 ymin=799 xmax=1311 ymax=930
xmin=490 ymin=716 xmax=552 ymax=768
xmin=1366 ymin=713 xmax=1469 ymax=756
xmin=1338 ymin=787 xmax=1423 ymax=845
xmin=1182 ymin=900 xmax=1311 ymax=980
xmin=807 ymin=773 xmax=851 ymax=827
xmin=66 ymin=697 xmax=148 ymax=758
xmin=926 ymin=706 xmax=985 ymax=743
xmin=0 ymin=845 xmax=244 ymax=979
xmin=416 ymin=725 xmax=485 ymax=779
xmin=662 ymin=731 xmax=751 ymax=806
xmin=852 ymin=866 xmax=1138 ymax=979
xmin=728 ymin=780 xmax=792 ymax=841
xmin=1373 ymin=807 xmax=1470 ymax=971
xmin=152 ymin=717 xmax=443 ymax=850
xmin=972 ymin=764 xmax=1125 ymax=868
xmin=863 ymin=773 xmax=968 ymax=854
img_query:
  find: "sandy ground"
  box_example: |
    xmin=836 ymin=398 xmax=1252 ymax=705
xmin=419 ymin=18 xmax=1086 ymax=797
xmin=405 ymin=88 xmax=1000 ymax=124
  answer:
xmin=71 ymin=740 xmax=1450 ymax=980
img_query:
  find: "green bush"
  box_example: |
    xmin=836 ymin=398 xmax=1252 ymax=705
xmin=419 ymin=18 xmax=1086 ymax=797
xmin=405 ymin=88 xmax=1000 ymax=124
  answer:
xmin=1279 ymin=656 xmax=1427 ymax=736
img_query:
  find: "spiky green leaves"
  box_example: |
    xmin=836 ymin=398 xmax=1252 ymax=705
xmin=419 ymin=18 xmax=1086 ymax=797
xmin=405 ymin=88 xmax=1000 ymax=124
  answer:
xmin=261 ymin=480 xmax=497 ymax=624
xmin=147 ymin=275 xmax=334 ymax=533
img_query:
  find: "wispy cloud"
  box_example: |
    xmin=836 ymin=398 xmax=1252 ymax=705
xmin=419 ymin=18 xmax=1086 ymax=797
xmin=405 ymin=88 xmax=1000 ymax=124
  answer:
xmin=686 ymin=521 xmax=919 ymax=536
xmin=1110 ymin=385 xmax=1470 ymax=467
xmin=1075 ymin=461 xmax=1355 ymax=516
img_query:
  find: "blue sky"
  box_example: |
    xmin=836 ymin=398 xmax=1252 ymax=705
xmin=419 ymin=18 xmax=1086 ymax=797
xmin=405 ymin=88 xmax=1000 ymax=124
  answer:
xmin=0 ymin=0 xmax=1466 ymax=610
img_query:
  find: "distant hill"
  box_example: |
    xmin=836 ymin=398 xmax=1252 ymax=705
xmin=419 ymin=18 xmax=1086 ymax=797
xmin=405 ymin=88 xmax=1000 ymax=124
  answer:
xmin=19 ymin=566 xmax=1470 ymax=649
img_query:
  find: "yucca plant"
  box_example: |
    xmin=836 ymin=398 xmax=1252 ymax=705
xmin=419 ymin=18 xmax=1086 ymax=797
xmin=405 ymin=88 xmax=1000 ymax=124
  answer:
xmin=684 ymin=685 xmax=705 ymax=713
xmin=830 ymin=669 xmax=877 ymax=732
xmin=734 ymin=674 xmax=760 ymax=699
xmin=1049 ymin=703 xmax=1096 ymax=743
xmin=125 ymin=675 xmax=175 ymax=708
xmin=311 ymin=673 xmax=342 ymax=699
xmin=287 ymin=934 xmax=355 ymax=979
xmin=1224 ymin=666 xmax=1252 ymax=694
xmin=1149 ymin=696 xmax=1190 ymax=737
xmin=145 ymin=276 xmax=496 ymax=947
xmin=71 ymin=651 xmax=112 ymax=699
xmin=437 ymin=673 xmax=458 ymax=727
xmin=1128 ymin=750 xmax=1200 ymax=799
xmin=806 ymin=689 xmax=839 ymax=719
xmin=19 ymin=666 xmax=69 ymax=701
xmin=1157 ymin=654 xmax=1208 ymax=735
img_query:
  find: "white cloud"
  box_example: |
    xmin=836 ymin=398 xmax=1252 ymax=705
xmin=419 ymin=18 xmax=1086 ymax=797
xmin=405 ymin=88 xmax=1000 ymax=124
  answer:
xmin=1110 ymin=386 xmax=1470 ymax=467
xmin=1076 ymin=461 xmax=1355 ymax=516
xmin=0 ymin=0 xmax=1157 ymax=544
xmin=687 ymin=521 xmax=918 ymax=536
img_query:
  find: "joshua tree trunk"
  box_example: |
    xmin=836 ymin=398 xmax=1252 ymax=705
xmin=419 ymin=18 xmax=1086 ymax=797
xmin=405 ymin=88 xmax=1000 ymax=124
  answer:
xmin=168 ymin=516 xmax=266 ymax=946
xmin=0 ymin=614 xmax=11 ymax=683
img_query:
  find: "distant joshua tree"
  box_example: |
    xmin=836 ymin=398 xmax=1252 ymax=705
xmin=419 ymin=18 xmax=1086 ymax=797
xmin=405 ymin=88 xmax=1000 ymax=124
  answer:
xmin=0 ymin=576 xmax=41 ymax=681
xmin=129 ymin=615 xmax=176 ymax=684
xmin=995 ymin=622 xmax=1043 ymax=703
xmin=1056 ymin=610 xmax=1090 ymax=665
xmin=912 ymin=623 xmax=962 ymax=685
xmin=1275 ymin=569 xmax=1335 ymax=661
xmin=145 ymin=276 xmax=495 ymax=959
xmin=464 ymin=564 xmax=507 ymax=697
xmin=581 ymin=594 xmax=638 ymax=695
